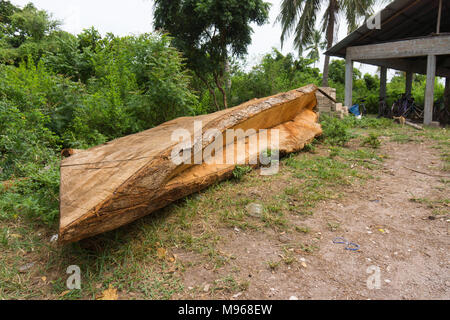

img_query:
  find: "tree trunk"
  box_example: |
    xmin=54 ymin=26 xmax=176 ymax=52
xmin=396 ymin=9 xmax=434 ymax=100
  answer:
xmin=58 ymin=85 xmax=322 ymax=243
xmin=225 ymin=59 xmax=231 ymax=91
xmin=322 ymin=0 xmax=336 ymax=87
xmin=322 ymin=55 xmax=331 ymax=87
xmin=444 ymin=77 xmax=450 ymax=126
xmin=214 ymin=71 xmax=228 ymax=109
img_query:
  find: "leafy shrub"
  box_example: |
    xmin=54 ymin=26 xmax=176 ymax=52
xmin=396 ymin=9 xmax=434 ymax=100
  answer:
xmin=0 ymin=158 xmax=60 ymax=225
xmin=227 ymin=49 xmax=321 ymax=109
xmin=340 ymin=116 xmax=394 ymax=129
xmin=0 ymin=102 xmax=59 ymax=179
xmin=0 ymin=59 xmax=86 ymax=143
xmin=67 ymin=33 xmax=198 ymax=148
xmin=361 ymin=133 xmax=381 ymax=149
xmin=0 ymin=98 xmax=60 ymax=225
xmin=320 ymin=115 xmax=352 ymax=146
xmin=232 ymin=165 xmax=252 ymax=180
xmin=0 ymin=31 xmax=199 ymax=225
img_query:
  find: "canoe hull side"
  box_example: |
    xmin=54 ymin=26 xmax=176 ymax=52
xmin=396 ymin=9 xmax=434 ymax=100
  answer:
xmin=59 ymin=85 xmax=322 ymax=243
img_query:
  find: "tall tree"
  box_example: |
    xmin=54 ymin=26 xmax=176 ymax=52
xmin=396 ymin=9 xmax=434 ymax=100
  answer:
xmin=276 ymin=0 xmax=377 ymax=87
xmin=304 ymin=30 xmax=326 ymax=66
xmin=153 ymin=0 xmax=270 ymax=110
xmin=0 ymin=2 xmax=60 ymax=64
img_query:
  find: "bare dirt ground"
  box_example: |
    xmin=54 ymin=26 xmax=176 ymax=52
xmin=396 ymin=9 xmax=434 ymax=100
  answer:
xmin=175 ymin=139 xmax=449 ymax=300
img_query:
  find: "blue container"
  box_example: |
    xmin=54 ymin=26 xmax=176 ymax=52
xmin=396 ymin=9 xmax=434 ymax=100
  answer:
xmin=349 ymin=104 xmax=361 ymax=116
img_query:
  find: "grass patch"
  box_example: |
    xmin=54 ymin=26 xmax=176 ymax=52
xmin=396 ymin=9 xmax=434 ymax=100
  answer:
xmin=267 ymin=260 xmax=280 ymax=271
xmin=295 ymin=226 xmax=311 ymax=234
xmin=212 ymin=275 xmax=249 ymax=294
xmin=232 ymin=165 xmax=252 ymax=181
xmin=361 ymin=133 xmax=381 ymax=149
xmin=299 ymin=243 xmax=319 ymax=254
xmin=409 ymin=197 xmax=449 ymax=216
xmin=327 ymin=222 xmax=340 ymax=232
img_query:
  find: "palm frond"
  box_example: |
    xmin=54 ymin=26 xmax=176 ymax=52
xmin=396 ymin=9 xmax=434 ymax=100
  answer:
xmin=291 ymin=0 xmax=321 ymax=53
xmin=342 ymin=0 xmax=376 ymax=33
xmin=276 ymin=0 xmax=306 ymax=49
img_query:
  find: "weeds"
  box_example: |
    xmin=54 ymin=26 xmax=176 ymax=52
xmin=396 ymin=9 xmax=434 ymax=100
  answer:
xmin=212 ymin=275 xmax=249 ymax=293
xmin=327 ymin=222 xmax=340 ymax=232
xmin=361 ymin=133 xmax=381 ymax=149
xmin=409 ymin=197 xmax=449 ymax=216
xmin=295 ymin=226 xmax=311 ymax=234
xmin=299 ymin=243 xmax=318 ymax=253
xmin=232 ymin=165 xmax=252 ymax=181
xmin=320 ymin=115 xmax=352 ymax=146
xmin=267 ymin=260 xmax=280 ymax=271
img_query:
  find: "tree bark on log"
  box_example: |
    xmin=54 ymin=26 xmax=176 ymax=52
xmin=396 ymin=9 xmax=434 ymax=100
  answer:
xmin=59 ymin=84 xmax=322 ymax=243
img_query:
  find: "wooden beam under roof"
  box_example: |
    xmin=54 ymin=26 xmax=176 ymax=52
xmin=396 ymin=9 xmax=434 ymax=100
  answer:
xmin=346 ymin=34 xmax=450 ymax=61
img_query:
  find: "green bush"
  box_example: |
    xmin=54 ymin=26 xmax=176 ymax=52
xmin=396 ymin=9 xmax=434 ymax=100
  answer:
xmin=342 ymin=116 xmax=394 ymax=129
xmin=0 ymin=99 xmax=60 ymax=225
xmin=0 ymin=31 xmax=199 ymax=225
xmin=320 ymin=115 xmax=352 ymax=146
xmin=232 ymin=165 xmax=252 ymax=180
xmin=226 ymin=49 xmax=321 ymax=109
xmin=0 ymin=58 xmax=86 ymax=143
xmin=0 ymin=158 xmax=60 ymax=225
xmin=67 ymin=33 xmax=198 ymax=148
xmin=361 ymin=133 xmax=381 ymax=149
xmin=0 ymin=102 xmax=59 ymax=180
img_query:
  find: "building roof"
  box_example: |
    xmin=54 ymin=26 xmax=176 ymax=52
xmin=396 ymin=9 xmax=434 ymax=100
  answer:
xmin=326 ymin=0 xmax=450 ymax=58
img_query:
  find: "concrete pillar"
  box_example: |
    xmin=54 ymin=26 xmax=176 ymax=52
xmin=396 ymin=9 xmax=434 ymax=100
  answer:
xmin=444 ymin=77 xmax=450 ymax=122
xmin=345 ymin=57 xmax=353 ymax=107
xmin=380 ymin=67 xmax=387 ymax=101
xmin=405 ymin=71 xmax=413 ymax=97
xmin=424 ymin=55 xmax=436 ymax=125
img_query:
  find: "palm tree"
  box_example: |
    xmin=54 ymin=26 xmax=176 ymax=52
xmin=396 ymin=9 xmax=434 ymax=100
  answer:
xmin=277 ymin=0 xmax=377 ymax=87
xmin=304 ymin=30 xmax=327 ymax=67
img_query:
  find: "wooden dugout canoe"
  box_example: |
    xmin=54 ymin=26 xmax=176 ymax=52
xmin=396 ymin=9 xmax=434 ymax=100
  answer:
xmin=59 ymin=84 xmax=323 ymax=243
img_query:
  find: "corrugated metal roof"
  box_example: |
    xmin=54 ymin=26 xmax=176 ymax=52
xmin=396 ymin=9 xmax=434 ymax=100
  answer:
xmin=326 ymin=0 xmax=450 ymax=58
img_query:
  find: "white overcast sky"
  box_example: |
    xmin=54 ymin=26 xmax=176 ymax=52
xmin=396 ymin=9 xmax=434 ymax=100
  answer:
xmin=11 ymin=0 xmax=389 ymax=76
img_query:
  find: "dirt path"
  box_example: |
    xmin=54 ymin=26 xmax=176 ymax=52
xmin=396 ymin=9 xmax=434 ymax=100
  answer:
xmin=176 ymin=140 xmax=449 ymax=300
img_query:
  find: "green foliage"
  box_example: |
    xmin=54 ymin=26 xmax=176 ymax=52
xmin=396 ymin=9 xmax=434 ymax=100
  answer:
xmin=386 ymin=73 xmax=444 ymax=109
xmin=229 ymin=49 xmax=321 ymax=107
xmin=277 ymin=0 xmax=376 ymax=51
xmin=0 ymin=157 xmax=60 ymax=225
xmin=320 ymin=116 xmax=396 ymax=148
xmin=361 ymin=133 xmax=381 ymax=149
xmin=0 ymin=2 xmax=60 ymax=64
xmin=276 ymin=0 xmax=377 ymax=85
xmin=232 ymin=165 xmax=252 ymax=181
xmin=320 ymin=115 xmax=352 ymax=146
xmin=0 ymin=57 xmax=86 ymax=141
xmin=328 ymin=60 xmax=345 ymax=84
xmin=153 ymin=0 xmax=271 ymax=109
xmin=328 ymin=60 xmax=445 ymax=114
xmin=67 ymin=33 xmax=197 ymax=148
xmin=348 ymin=116 xmax=394 ymax=129
xmin=0 ymin=101 xmax=59 ymax=179
xmin=304 ymin=30 xmax=326 ymax=65
xmin=0 ymin=25 xmax=198 ymax=225
xmin=0 ymin=58 xmax=63 ymax=224
xmin=42 ymin=31 xmax=95 ymax=82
